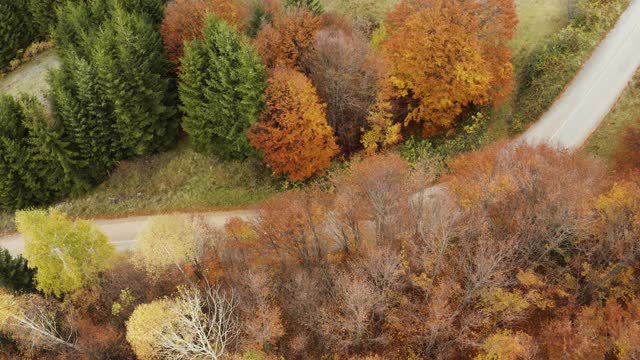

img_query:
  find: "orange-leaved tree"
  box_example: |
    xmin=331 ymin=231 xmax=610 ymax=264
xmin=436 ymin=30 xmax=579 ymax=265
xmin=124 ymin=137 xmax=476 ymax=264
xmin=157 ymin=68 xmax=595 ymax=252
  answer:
xmin=249 ymin=67 xmax=339 ymax=181
xmin=252 ymin=7 xmax=321 ymax=70
xmin=160 ymin=0 xmax=244 ymax=67
xmin=381 ymin=0 xmax=517 ymax=135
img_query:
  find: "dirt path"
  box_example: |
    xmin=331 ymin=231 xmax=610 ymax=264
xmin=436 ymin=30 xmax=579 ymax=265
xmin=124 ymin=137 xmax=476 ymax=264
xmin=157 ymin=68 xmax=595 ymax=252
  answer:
xmin=0 ymin=210 xmax=255 ymax=256
xmin=0 ymin=50 xmax=60 ymax=102
xmin=521 ymin=0 xmax=640 ymax=149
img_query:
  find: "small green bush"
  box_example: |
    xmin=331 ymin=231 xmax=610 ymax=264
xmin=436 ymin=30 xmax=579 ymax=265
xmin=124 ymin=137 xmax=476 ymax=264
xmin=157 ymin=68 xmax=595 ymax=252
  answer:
xmin=0 ymin=248 xmax=35 ymax=293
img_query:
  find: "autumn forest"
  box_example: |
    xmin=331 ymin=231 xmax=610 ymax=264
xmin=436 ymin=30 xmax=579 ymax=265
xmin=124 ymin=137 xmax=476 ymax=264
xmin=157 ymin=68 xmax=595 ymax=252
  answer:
xmin=0 ymin=0 xmax=639 ymax=359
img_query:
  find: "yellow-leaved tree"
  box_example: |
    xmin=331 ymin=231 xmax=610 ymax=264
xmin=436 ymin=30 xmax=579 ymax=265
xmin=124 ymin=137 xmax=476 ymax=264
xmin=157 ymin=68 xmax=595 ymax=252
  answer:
xmin=381 ymin=0 xmax=517 ymax=135
xmin=16 ymin=209 xmax=115 ymax=296
xmin=132 ymin=214 xmax=200 ymax=277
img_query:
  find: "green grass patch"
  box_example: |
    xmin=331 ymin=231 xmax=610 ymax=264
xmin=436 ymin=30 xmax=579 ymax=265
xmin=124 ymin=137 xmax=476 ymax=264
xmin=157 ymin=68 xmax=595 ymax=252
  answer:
xmin=1 ymin=141 xmax=278 ymax=235
xmin=585 ymin=70 xmax=640 ymax=161
xmin=0 ymin=49 xmax=59 ymax=101
xmin=486 ymin=0 xmax=571 ymax=140
xmin=511 ymin=0 xmax=571 ymax=66
xmin=55 ymin=141 xmax=278 ymax=218
xmin=488 ymin=0 xmax=629 ymax=139
xmin=509 ymin=0 xmax=630 ymax=133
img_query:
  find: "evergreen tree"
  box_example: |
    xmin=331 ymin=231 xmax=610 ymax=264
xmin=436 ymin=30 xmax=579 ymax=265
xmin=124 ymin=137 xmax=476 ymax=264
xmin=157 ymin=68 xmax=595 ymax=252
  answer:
xmin=0 ymin=0 xmax=35 ymax=67
xmin=179 ymin=15 xmax=267 ymax=159
xmin=122 ymin=0 xmax=169 ymax=25
xmin=28 ymin=0 xmax=63 ymax=39
xmin=247 ymin=1 xmax=273 ymax=38
xmin=50 ymin=56 xmax=117 ymax=182
xmin=51 ymin=0 xmax=178 ymax=177
xmin=0 ymin=95 xmax=80 ymax=210
xmin=53 ymin=0 xmax=109 ymax=57
xmin=93 ymin=5 xmax=177 ymax=157
xmin=0 ymin=248 xmax=35 ymax=293
xmin=285 ymin=0 xmax=324 ymax=15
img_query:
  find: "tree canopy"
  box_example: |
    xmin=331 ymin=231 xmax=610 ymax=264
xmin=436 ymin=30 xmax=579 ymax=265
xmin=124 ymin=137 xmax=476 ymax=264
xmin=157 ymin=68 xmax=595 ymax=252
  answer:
xmin=381 ymin=0 xmax=517 ymax=135
xmin=16 ymin=209 xmax=115 ymax=296
xmin=249 ymin=68 xmax=339 ymax=181
xmin=179 ymin=14 xmax=267 ymax=159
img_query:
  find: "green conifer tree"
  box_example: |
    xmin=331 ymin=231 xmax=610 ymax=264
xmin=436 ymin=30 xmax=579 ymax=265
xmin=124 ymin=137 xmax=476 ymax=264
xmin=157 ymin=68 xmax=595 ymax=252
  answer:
xmin=51 ymin=0 xmax=177 ymax=172
xmin=51 ymin=56 xmax=118 ymax=182
xmin=121 ymin=0 xmax=169 ymax=25
xmin=0 ymin=95 xmax=80 ymax=210
xmin=28 ymin=0 xmax=63 ymax=39
xmin=0 ymin=0 xmax=35 ymax=67
xmin=247 ymin=1 xmax=273 ymax=38
xmin=179 ymin=15 xmax=267 ymax=159
xmin=0 ymin=248 xmax=35 ymax=293
xmin=93 ymin=5 xmax=177 ymax=157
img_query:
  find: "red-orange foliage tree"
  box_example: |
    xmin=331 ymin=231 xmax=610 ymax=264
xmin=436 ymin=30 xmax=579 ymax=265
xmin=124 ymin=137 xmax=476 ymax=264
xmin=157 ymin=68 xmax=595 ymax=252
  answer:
xmin=252 ymin=7 xmax=321 ymax=70
xmin=249 ymin=68 xmax=339 ymax=181
xmin=160 ymin=0 xmax=243 ymax=67
xmin=381 ymin=0 xmax=517 ymax=135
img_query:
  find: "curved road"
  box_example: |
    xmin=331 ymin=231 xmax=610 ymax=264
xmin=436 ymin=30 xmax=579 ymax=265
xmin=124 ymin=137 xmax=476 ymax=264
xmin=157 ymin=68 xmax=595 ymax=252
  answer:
xmin=522 ymin=0 xmax=640 ymax=149
xmin=2 ymin=2 xmax=640 ymax=255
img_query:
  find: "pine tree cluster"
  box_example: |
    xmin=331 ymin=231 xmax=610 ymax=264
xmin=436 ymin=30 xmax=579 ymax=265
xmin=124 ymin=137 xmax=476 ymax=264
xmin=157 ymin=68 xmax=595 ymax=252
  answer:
xmin=50 ymin=0 xmax=177 ymax=183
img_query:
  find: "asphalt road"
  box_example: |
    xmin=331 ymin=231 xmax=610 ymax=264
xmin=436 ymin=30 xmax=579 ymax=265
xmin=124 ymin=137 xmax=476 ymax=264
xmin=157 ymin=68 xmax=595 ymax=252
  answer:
xmin=0 ymin=211 xmax=255 ymax=256
xmin=521 ymin=0 xmax=640 ymax=149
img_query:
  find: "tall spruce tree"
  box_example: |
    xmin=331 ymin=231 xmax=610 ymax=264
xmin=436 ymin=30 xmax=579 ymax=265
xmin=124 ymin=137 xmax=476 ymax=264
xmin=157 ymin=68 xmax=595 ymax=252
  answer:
xmin=93 ymin=5 xmax=177 ymax=157
xmin=0 ymin=248 xmax=35 ymax=292
xmin=179 ymin=15 xmax=267 ymax=159
xmin=247 ymin=1 xmax=273 ymax=38
xmin=50 ymin=56 xmax=117 ymax=182
xmin=51 ymin=0 xmax=178 ymax=182
xmin=0 ymin=0 xmax=35 ymax=67
xmin=121 ymin=0 xmax=169 ymax=25
xmin=0 ymin=95 xmax=80 ymax=210
xmin=53 ymin=0 xmax=109 ymax=56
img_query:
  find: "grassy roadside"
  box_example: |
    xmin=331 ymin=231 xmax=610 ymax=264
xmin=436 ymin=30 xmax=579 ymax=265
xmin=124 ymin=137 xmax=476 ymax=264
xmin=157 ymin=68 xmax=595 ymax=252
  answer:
xmin=487 ymin=0 xmax=630 ymax=140
xmin=584 ymin=69 xmax=640 ymax=161
xmin=486 ymin=0 xmax=570 ymax=140
xmin=0 ymin=142 xmax=278 ymax=235
xmin=55 ymin=141 xmax=277 ymax=218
